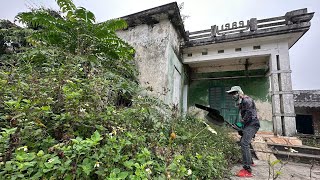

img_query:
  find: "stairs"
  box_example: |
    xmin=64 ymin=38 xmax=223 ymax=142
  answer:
xmin=249 ymin=132 xmax=320 ymax=164
xmin=232 ymin=132 xmax=320 ymax=164
xmin=268 ymin=143 xmax=320 ymax=164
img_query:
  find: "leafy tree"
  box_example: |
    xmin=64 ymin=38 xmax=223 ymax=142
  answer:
xmin=15 ymin=0 xmax=136 ymax=80
xmin=1 ymin=0 xmax=138 ymax=152
xmin=0 ymin=20 xmax=31 ymax=56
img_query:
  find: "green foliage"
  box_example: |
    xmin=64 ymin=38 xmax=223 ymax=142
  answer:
xmin=268 ymin=158 xmax=285 ymax=180
xmin=0 ymin=128 xmax=17 ymax=157
xmin=0 ymin=117 xmax=240 ymax=179
xmin=0 ymin=20 xmax=32 ymax=58
xmin=0 ymin=0 xmax=241 ymax=179
xmin=171 ymin=116 xmax=241 ymax=179
xmin=300 ymin=136 xmax=320 ymax=148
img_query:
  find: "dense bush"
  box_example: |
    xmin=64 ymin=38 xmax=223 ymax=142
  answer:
xmin=0 ymin=114 xmax=240 ymax=179
xmin=0 ymin=0 xmax=241 ymax=179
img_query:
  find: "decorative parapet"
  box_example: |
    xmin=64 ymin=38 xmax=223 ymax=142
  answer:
xmin=184 ymin=9 xmax=314 ymax=47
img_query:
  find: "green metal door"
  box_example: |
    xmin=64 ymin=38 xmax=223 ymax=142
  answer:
xmin=209 ymin=86 xmax=239 ymax=124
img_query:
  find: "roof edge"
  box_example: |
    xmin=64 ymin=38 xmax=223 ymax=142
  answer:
xmin=120 ymin=2 xmax=186 ymax=39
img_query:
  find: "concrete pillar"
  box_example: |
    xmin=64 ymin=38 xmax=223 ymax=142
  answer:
xmin=269 ymin=53 xmax=282 ymax=135
xmin=278 ymin=42 xmax=296 ymax=136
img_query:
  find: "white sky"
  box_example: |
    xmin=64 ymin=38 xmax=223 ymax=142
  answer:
xmin=1 ymin=0 xmax=320 ymax=90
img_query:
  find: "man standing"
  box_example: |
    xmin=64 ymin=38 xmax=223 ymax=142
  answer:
xmin=226 ymin=86 xmax=260 ymax=177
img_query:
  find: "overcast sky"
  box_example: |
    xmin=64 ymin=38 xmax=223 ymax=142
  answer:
xmin=1 ymin=0 xmax=320 ymax=90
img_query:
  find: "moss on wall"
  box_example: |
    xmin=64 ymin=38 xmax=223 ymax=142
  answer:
xmin=193 ymin=69 xmax=266 ymax=79
xmin=166 ymin=45 xmax=183 ymax=107
xmin=188 ymin=75 xmax=270 ymax=107
xmin=188 ymin=74 xmax=273 ymax=131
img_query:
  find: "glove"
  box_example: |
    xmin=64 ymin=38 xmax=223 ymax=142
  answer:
xmin=235 ymin=122 xmax=244 ymax=129
xmin=236 ymin=122 xmax=243 ymax=136
xmin=230 ymin=123 xmax=241 ymax=131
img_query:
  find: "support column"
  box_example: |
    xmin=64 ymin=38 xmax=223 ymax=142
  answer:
xmin=278 ymin=42 xmax=296 ymax=136
xmin=269 ymin=53 xmax=282 ymax=135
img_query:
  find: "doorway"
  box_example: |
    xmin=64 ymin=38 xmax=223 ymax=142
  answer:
xmin=296 ymin=114 xmax=314 ymax=134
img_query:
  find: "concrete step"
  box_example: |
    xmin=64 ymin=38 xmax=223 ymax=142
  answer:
xmin=252 ymin=141 xmax=277 ymax=161
xmin=272 ymin=150 xmax=320 ymax=164
xmin=264 ymin=136 xmax=302 ymax=146
xmin=268 ymin=143 xmax=320 ymax=155
xmin=269 ymin=143 xmax=320 ymax=164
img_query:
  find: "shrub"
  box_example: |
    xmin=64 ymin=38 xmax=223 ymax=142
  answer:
xmin=0 ymin=115 xmax=241 ymax=179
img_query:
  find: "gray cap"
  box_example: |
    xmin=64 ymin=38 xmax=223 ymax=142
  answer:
xmin=226 ymin=86 xmax=243 ymax=94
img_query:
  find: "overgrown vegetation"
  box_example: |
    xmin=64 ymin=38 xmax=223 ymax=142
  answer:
xmin=300 ymin=136 xmax=320 ymax=148
xmin=0 ymin=0 xmax=240 ymax=179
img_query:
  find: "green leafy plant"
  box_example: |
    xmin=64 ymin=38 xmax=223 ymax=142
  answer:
xmin=268 ymin=154 xmax=290 ymax=180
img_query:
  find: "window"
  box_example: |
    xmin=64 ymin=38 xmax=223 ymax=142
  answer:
xmin=253 ymin=45 xmax=261 ymax=50
xmin=235 ymin=48 xmax=242 ymax=52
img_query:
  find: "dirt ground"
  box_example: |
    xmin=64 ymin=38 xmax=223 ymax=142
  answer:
xmin=227 ymin=159 xmax=320 ymax=180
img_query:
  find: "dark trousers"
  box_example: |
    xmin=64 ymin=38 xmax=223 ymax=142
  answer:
xmin=240 ymin=125 xmax=258 ymax=172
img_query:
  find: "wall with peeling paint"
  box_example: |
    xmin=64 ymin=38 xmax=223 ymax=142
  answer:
xmin=116 ymin=19 xmax=184 ymax=107
xmin=188 ymin=76 xmax=273 ymax=131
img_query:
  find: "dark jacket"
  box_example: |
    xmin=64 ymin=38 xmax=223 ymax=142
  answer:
xmin=239 ymin=96 xmax=260 ymax=128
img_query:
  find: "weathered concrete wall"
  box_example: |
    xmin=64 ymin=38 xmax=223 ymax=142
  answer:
xmin=166 ymin=45 xmax=183 ymax=106
xmin=188 ymin=76 xmax=273 ymax=131
xmin=255 ymin=100 xmax=273 ymax=131
xmin=117 ymin=19 xmax=184 ymax=106
xmin=313 ymin=111 xmax=320 ymax=135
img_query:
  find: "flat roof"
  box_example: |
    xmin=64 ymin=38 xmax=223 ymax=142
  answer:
xmin=294 ymin=90 xmax=320 ymax=108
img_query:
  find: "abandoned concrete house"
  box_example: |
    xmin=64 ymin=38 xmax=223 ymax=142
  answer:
xmin=115 ymin=2 xmax=315 ymax=136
